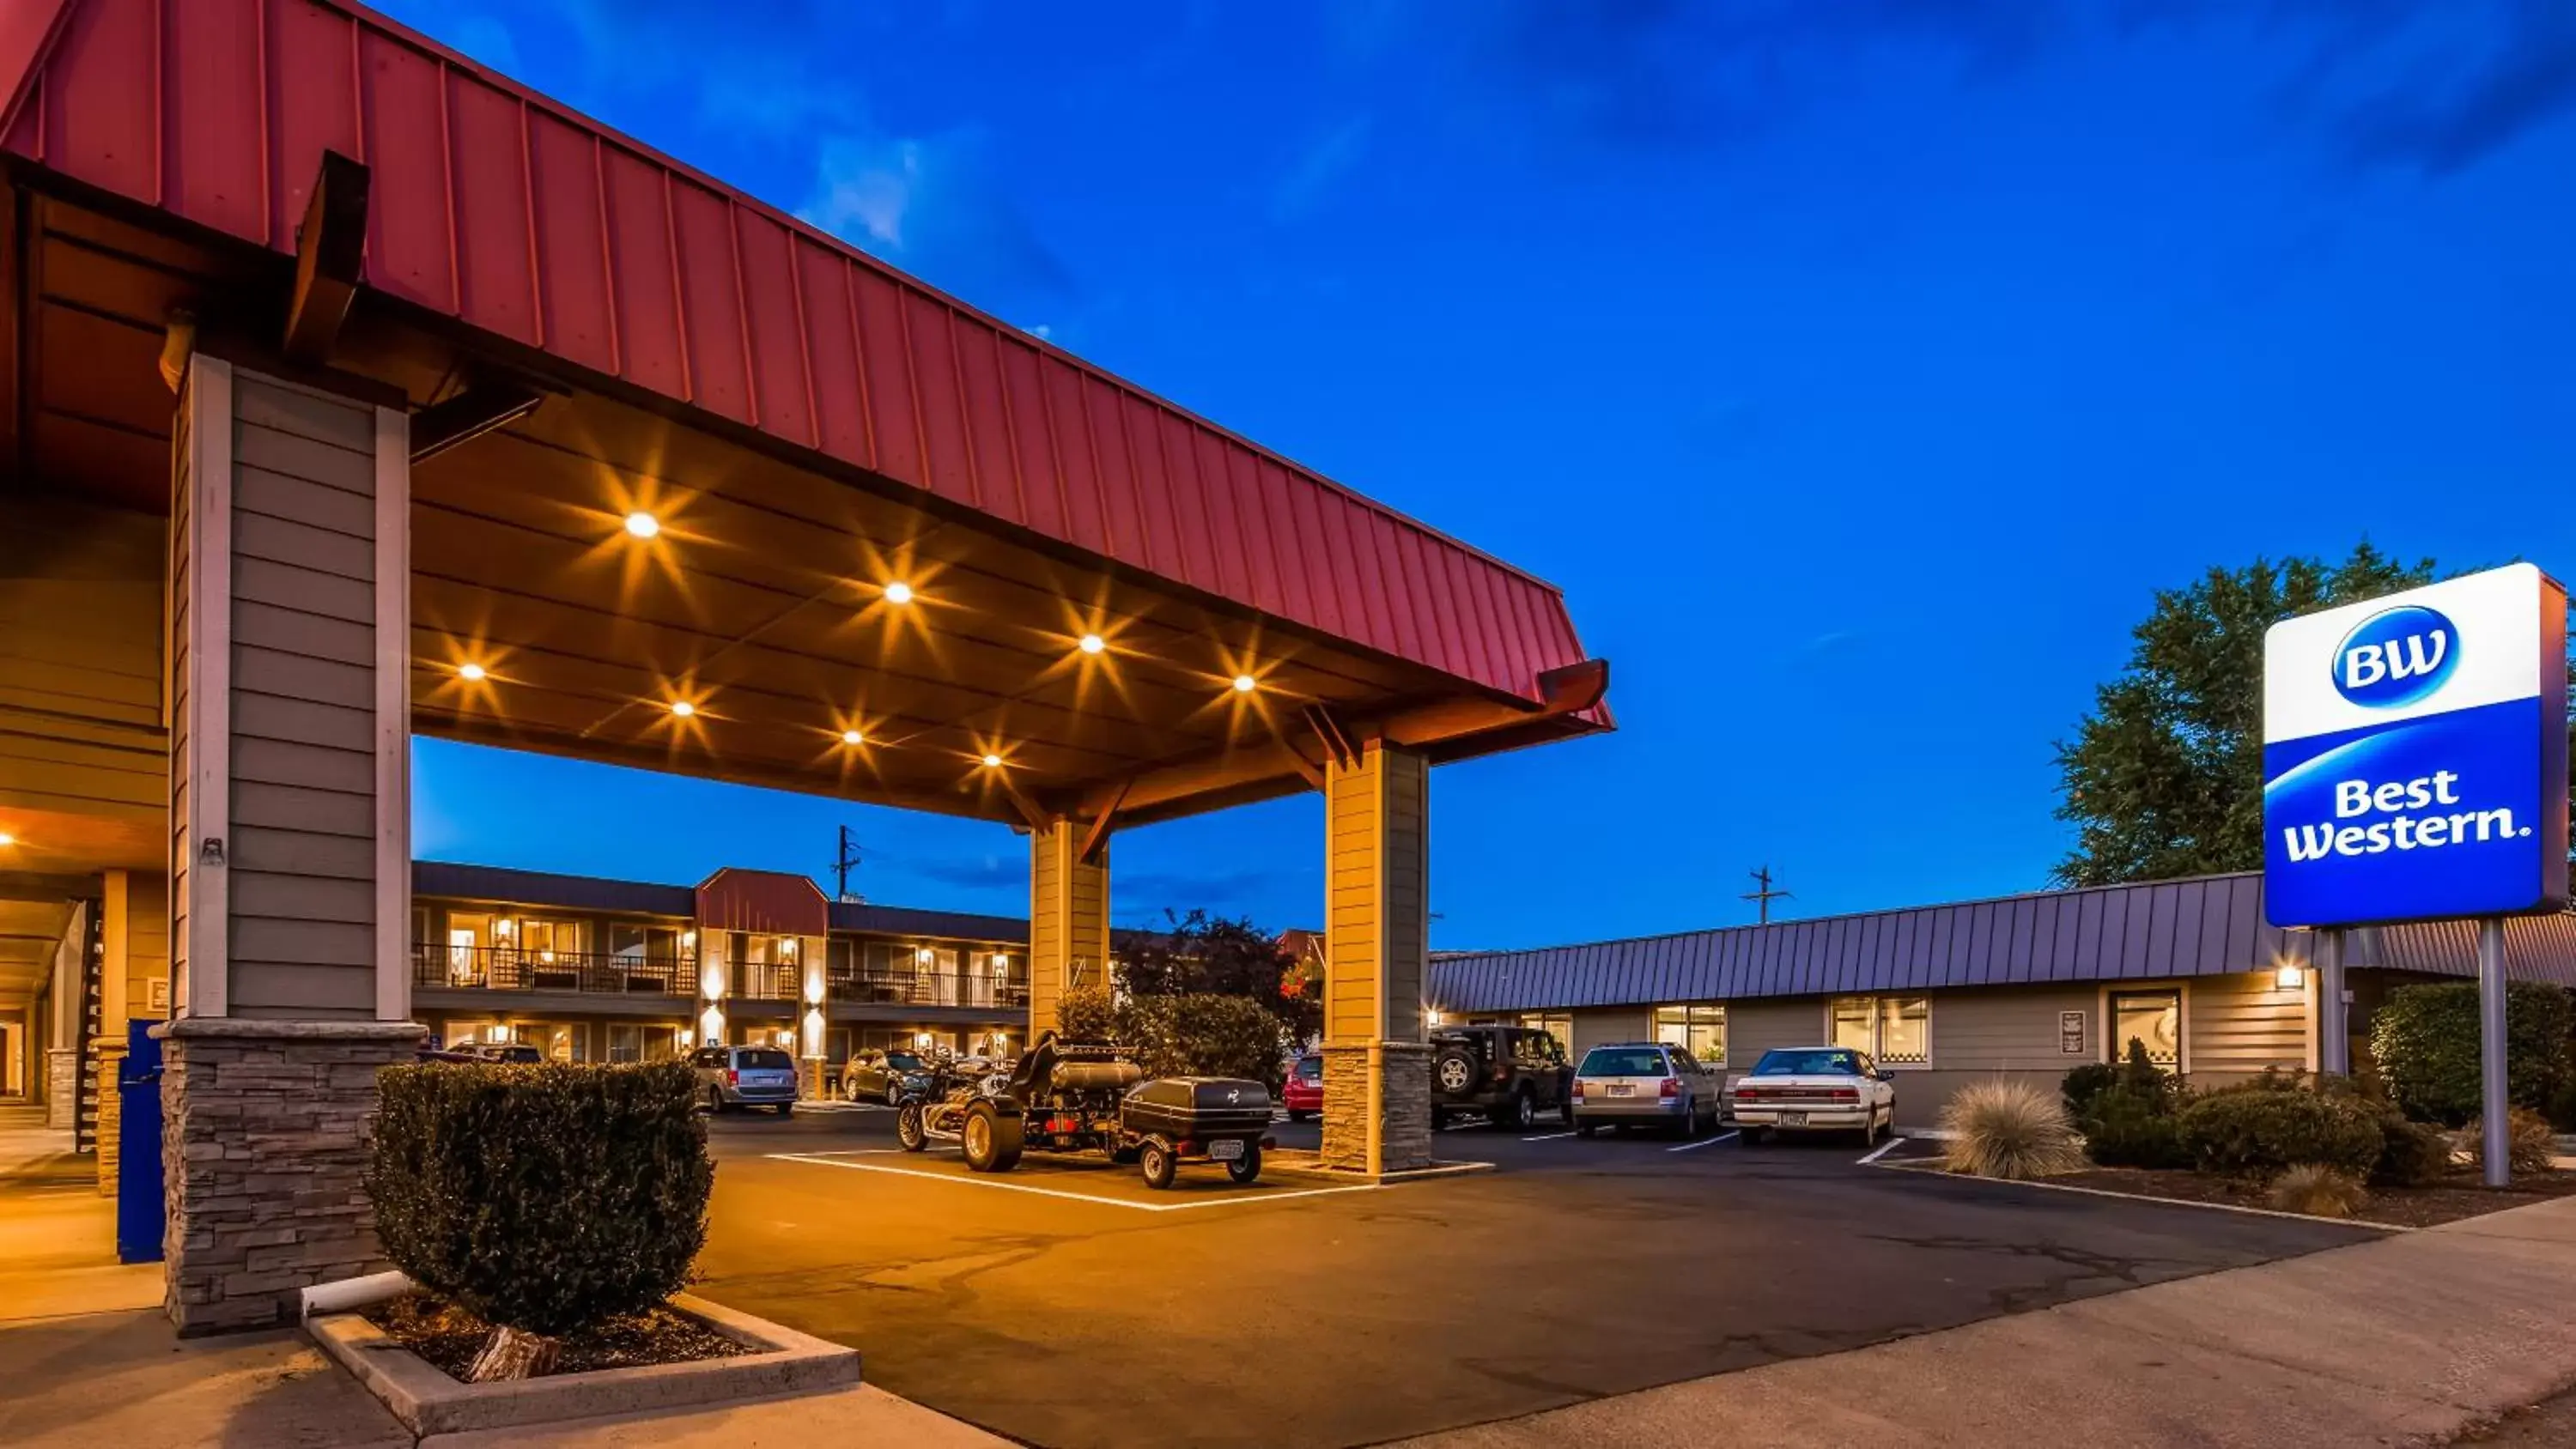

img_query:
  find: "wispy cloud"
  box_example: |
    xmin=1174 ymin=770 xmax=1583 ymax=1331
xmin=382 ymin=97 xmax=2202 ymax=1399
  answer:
xmin=1271 ymin=115 xmax=1374 ymax=221
xmin=799 ymin=130 xmax=1076 ymax=309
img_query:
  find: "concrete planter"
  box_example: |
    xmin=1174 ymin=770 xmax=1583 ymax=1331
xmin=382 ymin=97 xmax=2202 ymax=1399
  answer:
xmin=307 ymin=1293 xmax=861 ymax=1438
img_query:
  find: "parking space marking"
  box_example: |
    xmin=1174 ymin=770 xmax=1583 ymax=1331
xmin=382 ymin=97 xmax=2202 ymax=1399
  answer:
xmin=1666 ymin=1130 xmax=1740 ymax=1153
xmin=1856 ymin=1136 xmax=1907 ymax=1165
xmin=1521 ymin=1130 xmax=1577 ymax=1142
xmin=793 ymin=1100 xmax=892 ymax=1113
xmin=766 ymin=1152 xmax=1389 ymax=1214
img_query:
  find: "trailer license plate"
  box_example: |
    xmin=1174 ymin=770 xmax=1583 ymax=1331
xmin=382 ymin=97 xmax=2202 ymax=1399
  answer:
xmin=1209 ymin=1139 xmax=1244 ymax=1161
xmin=1779 ymin=1112 xmax=1807 ymax=1127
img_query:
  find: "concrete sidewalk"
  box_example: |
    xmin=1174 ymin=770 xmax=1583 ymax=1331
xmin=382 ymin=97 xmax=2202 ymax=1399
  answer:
xmin=1398 ymin=1195 xmax=2576 ymax=1449
xmin=0 ymin=1105 xmax=162 ymax=1324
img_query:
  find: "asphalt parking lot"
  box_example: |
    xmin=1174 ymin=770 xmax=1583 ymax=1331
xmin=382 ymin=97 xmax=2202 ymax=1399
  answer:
xmin=694 ymin=1106 xmax=2378 ymax=1449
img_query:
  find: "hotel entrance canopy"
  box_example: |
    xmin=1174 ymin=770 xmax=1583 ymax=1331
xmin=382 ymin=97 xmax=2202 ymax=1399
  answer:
xmin=0 ymin=0 xmax=1607 ymax=835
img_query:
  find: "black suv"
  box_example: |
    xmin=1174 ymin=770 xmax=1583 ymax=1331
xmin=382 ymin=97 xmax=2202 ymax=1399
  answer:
xmin=1429 ymin=1025 xmax=1574 ymax=1131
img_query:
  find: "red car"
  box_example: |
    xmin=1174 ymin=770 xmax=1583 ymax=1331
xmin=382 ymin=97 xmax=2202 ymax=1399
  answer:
xmin=1282 ymin=1053 xmax=1323 ymax=1121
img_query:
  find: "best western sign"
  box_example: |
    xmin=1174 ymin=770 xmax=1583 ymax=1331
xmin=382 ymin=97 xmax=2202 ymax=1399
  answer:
xmin=2263 ymin=563 xmax=2569 ymax=928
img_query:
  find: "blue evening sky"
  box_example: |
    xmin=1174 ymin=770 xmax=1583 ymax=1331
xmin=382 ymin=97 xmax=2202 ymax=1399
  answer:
xmin=382 ymin=1 xmax=2576 ymax=949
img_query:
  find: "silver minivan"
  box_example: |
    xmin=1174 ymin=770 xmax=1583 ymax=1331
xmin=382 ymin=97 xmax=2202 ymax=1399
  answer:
xmin=691 ymin=1045 xmax=799 ymax=1115
xmin=1571 ymin=1042 xmax=1721 ymax=1138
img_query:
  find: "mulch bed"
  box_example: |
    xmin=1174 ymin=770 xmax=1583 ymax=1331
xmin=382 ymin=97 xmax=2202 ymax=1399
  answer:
xmin=361 ymin=1292 xmax=751 ymax=1382
xmin=1924 ymin=1161 xmax=2576 ymax=1228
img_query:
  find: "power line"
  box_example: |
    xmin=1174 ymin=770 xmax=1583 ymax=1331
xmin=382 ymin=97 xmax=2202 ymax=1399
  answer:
xmin=831 ymin=825 xmax=865 ymax=902
xmin=1742 ymin=865 xmax=1790 ymax=925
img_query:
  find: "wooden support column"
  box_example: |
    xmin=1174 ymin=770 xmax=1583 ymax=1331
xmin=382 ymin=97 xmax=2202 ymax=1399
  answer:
xmin=1029 ymin=818 xmax=1109 ymax=1040
xmin=159 ymin=355 xmax=423 ymax=1335
xmin=1321 ymin=738 xmax=1431 ymax=1176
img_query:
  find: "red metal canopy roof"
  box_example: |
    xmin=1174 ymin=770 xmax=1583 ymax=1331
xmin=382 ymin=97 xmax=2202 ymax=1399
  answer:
xmin=0 ymin=0 xmax=1601 ymax=714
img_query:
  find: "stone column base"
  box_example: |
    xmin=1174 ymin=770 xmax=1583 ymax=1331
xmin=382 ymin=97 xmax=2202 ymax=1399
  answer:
xmin=1319 ymin=1040 xmax=1433 ymax=1175
xmin=46 ymin=1047 xmax=79 ymax=1130
xmin=156 ymin=1017 xmax=427 ymax=1337
xmin=91 ymin=1040 xmax=128 ymax=1196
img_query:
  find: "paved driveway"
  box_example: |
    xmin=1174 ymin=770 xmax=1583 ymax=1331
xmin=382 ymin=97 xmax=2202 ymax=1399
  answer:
xmin=693 ymin=1111 xmax=2374 ymax=1449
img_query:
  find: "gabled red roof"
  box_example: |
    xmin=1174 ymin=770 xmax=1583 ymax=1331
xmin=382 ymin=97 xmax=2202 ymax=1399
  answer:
xmin=0 ymin=0 xmax=1601 ymax=712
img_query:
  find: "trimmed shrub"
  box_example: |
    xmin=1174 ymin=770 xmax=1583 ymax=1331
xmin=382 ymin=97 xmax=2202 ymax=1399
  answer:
xmin=1055 ymin=981 xmax=1119 ymax=1044
xmin=1940 ymin=1079 xmax=2085 ymax=1179
xmin=2268 ymin=1163 xmax=2367 ymax=1218
xmin=2372 ymin=1113 xmax=2456 ymax=1186
xmin=2174 ymin=1080 xmax=2383 ymax=1178
xmin=2083 ymin=1088 xmax=2191 ymax=1168
xmin=369 ymin=1061 xmax=712 ymax=1347
xmin=2459 ymin=1107 xmax=2561 ymax=1175
xmin=2061 ymin=1062 xmax=2121 ymax=1119
xmin=2370 ymin=981 xmax=2574 ymax=1127
xmin=1121 ymin=993 xmax=1289 ymax=1090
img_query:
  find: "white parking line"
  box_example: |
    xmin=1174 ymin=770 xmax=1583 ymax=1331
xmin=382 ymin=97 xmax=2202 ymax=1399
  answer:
xmin=1667 ymin=1131 xmax=1740 ymax=1153
xmin=1521 ymin=1130 xmax=1577 ymax=1143
xmin=792 ymin=1100 xmax=891 ymax=1113
xmin=1856 ymin=1136 xmax=1907 ymax=1165
xmin=765 ymin=1152 xmax=1388 ymax=1213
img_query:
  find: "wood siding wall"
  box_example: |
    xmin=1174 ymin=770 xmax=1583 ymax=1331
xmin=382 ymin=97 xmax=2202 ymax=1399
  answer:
xmin=1324 ymin=743 xmax=1427 ymax=1045
xmin=170 ymin=371 xmax=198 ymax=1011
xmin=0 ymin=496 xmax=167 ymax=837
xmin=224 ymin=375 xmax=383 ymax=1018
xmin=1026 ymin=821 xmax=1105 ymax=1037
xmin=1569 ymin=1007 xmax=1649 ymax=1059
xmin=2185 ymin=971 xmax=2310 ymax=1079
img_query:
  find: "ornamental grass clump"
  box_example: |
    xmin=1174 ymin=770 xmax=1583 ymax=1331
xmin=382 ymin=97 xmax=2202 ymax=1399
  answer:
xmin=368 ymin=1059 xmax=712 ymax=1382
xmin=2459 ymin=1107 xmax=2561 ymax=1176
xmin=2267 ymin=1163 xmax=2367 ymax=1218
xmin=1941 ymin=1078 xmax=2086 ymax=1180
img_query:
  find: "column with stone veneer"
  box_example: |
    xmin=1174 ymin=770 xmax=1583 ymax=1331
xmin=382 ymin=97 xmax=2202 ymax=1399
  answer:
xmin=1320 ymin=738 xmax=1433 ymax=1175
xmin=158 ymin=355 xmax=421 ymax=1334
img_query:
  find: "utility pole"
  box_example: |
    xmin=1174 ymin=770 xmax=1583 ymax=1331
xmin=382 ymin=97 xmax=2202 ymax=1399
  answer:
xmin=831 ymin=825 xmax=865 ymax=903
xmin=1742 ymin=866 xmax=1790 ymax=925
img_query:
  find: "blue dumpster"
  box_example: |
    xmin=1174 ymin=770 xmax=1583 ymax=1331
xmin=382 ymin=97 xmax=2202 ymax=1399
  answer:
xmin=116 ymin=1018 xmax=163 ymax=1264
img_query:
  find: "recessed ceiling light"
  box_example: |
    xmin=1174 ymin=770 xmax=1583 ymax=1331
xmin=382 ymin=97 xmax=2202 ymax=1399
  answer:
xmin=668 ymin=700 xmax=696 ymax=718
xmin=883 ymin=581 xmax=914 ymax=605
xmin=0 ymin=832 xmax=15 ymax=847
xmin=981 ymin=753 xmax=1003 ymax=768
xmin=457 ymin=662 xmax=488 ymax=682
xmin=1232 ymin=674 xmax=1257 ymax=694
xmin=1078 ymin=634 xmax=1105 ymax=655
xmin=623 ymin=511 xmax=661 ymax=539
xmin=841 ymin=729 xmax=865 ymax=746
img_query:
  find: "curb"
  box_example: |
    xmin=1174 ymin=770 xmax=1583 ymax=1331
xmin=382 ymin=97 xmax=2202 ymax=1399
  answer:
xmin=308 ymin=1293 xmax=861 ymax=1438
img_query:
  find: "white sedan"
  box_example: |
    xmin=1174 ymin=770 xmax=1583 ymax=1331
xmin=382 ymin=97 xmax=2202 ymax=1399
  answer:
xmin=1728 ymin=1046 xmax=1896 ymax=1144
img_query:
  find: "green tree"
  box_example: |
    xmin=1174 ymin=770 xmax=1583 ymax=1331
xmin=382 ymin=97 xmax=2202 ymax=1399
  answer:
xmin=2050 ymin=543 xmax=2437 ymax=887
xmin=1116 ymin=910 xmax=1321 ymax=1047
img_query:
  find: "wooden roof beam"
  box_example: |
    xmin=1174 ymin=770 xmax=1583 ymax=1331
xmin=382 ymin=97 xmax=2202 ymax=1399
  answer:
xmin=280 ymin=150 xmax=369 ymax=365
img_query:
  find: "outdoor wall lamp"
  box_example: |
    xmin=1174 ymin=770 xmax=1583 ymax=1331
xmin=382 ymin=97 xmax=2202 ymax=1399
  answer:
xmin=2275 ymin=964 xmax=2308 ymax=991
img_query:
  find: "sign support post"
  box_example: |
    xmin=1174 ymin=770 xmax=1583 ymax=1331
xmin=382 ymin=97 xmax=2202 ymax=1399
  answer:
xmin=2478 ymin=916 xmax=2509 ymax=1188
xmin=2317 ymin=927 xmax=2348 ymax=1076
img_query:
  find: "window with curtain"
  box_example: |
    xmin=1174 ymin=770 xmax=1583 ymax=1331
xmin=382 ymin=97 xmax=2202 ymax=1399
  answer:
xmin=1652 ymin=1004 xmax=1728 ymax=1064
xmin=1828 ymin=995 xmax=1931 ymax=1064
xmin=2110 ymin=989 xmax=2182 ymax=1068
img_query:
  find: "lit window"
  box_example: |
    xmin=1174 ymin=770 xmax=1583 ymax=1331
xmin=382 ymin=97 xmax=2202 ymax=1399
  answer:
xmin=1653 ymin=1004 xmax=1728 ymax=1065
xmin=2110 ymin=989 xmax=2182 ymax=1069
xmin=1827 ymin=995 xmax=1931 ymax=1065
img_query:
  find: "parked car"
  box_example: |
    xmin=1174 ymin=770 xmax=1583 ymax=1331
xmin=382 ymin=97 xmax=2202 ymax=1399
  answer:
xmin=453 ymin=1042 xmax=542 ymax=1064
xmin=841 ymin=1048 xmax=937 ymax=1105
xmin=1728 ymin=1046 xmax=1896 ymax=1144
xmin=691 ymin=1045 xmax=799 ymax=1115
xmin=1282 ymin=1052 xmax=1324 ymax=1122
xmin=1428 ymin=1025 xmax=1574 ymax=1131
xmin=1570 ymin=1042 xmax=1722 ymax=1138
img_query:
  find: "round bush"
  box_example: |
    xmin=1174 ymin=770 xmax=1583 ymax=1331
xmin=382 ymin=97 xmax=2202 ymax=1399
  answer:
xmin=2369 ymin=981 xmax=2573 ymax=1127
xmin=368 ymin=1060 xmax=712 ymax=1338
xmin=2082 ymin=1088 xmax=2191 ymax=1169
xmin=2174 ymin=1082 xmax=2383 ymax=1178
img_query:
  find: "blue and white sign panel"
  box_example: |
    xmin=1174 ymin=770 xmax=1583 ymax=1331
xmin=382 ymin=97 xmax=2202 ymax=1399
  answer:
xmin=2263 ymin=563 xmax=2568 ymax=929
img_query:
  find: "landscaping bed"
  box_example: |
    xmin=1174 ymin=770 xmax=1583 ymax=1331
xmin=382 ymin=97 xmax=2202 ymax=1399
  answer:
xmin=2043 ymin=1165 xmax=2576 ymax=1228
xmin=361 ymin=1292 xmax=749 ymax=1382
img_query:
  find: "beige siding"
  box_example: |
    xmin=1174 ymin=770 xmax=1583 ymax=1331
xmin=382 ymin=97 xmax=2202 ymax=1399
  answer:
xmin=1323 ymin=743 xmax=1429 ymax=1044
xmin=1726 ymin=998 xmax=1826 ymax=1071
xmin=123 ymin=870 xmax=168 ymax=1019
xmin=1928 ymin=983 xmax=2099 ymax=1073
xmin=1570 ymin=1007 xmax=1650 ymax=1058
xmin=2186 ymin=971 xmax=2309 ymax=1081
xmin=1026 ymin=822 xmax=1105 ymax=1037
xmin=222 ymin=376 xmax=381 ymax=1021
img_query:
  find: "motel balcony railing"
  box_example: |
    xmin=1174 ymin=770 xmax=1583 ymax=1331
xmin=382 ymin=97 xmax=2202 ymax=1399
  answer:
xmin=413 ymin=944 xmax=696 ymax=997
xmin=824 ymin=968 xmax=1031 ymax=1010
